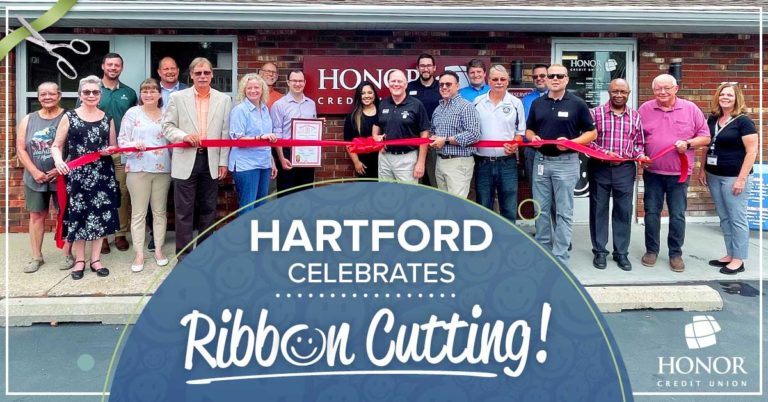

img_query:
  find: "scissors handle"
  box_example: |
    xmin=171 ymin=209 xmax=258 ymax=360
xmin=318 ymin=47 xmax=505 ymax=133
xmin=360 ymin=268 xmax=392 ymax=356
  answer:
xmin=67 ymin=39 xmax=90 ymax=55
xmin=56 ymin=57 xmax=78 ymax=80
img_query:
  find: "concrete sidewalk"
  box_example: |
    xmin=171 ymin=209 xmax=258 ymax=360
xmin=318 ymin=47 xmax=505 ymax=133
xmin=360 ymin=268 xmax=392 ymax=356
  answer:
xmin=0 ymin=223 xmax=764 ymax=324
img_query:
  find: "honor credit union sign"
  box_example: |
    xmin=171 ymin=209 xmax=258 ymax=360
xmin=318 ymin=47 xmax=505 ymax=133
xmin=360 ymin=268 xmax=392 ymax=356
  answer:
xmin=304 ymin=56 xmax=491 ymax=114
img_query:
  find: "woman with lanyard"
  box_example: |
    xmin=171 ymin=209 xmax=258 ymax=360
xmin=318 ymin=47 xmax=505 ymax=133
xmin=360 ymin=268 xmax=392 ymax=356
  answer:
xmin=698 ymin=83 xmax=758 ymax=275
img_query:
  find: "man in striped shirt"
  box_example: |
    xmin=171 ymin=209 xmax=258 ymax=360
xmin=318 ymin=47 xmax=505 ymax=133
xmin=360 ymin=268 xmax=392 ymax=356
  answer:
xmin=429 ymin=70 xmax=481 ymax=197
xmin=588 ymin=78 xmax=648 ymax=271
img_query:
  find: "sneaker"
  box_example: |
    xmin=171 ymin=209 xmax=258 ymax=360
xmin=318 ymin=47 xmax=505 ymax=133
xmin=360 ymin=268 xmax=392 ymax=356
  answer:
xmin=24 ymin=258 xmax=44 ymax=273
xmin=670 ymin=256 xmax=685 ymax=272
xmin=58 ymin=255 xmax=75 ymax=270
xmin=641 ymin=252 xmax=657 ymax=267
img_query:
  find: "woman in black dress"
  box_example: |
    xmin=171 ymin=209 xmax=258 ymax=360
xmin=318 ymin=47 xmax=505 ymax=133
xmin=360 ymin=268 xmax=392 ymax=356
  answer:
xmin=344 ymin=81 xmax=379 ymax=179
xmin=51 ymin=75 xmax=119 ymax=280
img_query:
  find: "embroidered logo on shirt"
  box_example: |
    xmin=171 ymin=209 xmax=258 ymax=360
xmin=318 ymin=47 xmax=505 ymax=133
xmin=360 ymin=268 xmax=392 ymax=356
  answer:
xmin=502 ymin=106 xmax=511 ymax=114
xmin=401 ymin=111 xmax=410 ymax=119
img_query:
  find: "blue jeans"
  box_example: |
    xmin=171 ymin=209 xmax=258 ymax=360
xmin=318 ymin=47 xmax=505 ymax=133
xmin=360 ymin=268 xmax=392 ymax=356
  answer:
xmin=475 ymin=156 xmax=518 ymax=223
xmin=532 ymin=152 xmax=579 ymax=266
xmin=233 ymin=168 xmax=271 ymax=215
xmin=643 ymin=171 xmax=689 ymax=257
xmin=707 ymin=173 xmax=751 ymax=260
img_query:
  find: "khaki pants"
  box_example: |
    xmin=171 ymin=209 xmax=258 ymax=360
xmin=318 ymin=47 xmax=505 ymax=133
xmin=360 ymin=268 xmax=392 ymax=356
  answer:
xmin=435 ymin=156 xmax=474 ymax=197
xmin=113 ymin=154 xmax=131 ymax=237
xmin=126 ymin=172 xmax=171 ymax=251
xmin=378 ymin=151 xmax=418 ymax=183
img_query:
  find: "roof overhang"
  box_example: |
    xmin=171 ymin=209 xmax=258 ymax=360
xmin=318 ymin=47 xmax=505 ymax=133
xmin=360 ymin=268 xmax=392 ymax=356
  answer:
xmin=4 ymin=2 xmax=763 ymax=34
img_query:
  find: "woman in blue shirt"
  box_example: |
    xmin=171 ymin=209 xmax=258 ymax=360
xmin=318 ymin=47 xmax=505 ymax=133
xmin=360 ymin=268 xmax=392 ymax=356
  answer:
xmin=229 ymin=74 xmax=278 ymax=214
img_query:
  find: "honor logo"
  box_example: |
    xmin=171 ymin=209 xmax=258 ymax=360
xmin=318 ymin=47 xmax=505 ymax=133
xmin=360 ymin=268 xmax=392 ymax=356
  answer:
xmin=685 ymin=315 xmax=721 ymax=349
xmin=657 ymin=316 xmax=747 ymax=376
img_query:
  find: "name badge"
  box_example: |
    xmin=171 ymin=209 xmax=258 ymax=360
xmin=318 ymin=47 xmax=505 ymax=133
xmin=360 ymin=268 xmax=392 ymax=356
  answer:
xmin=409 ymin=90 xmax=418 ymax=95
xmin=382 ymin=109 xmax=390 ymax=114
xmin=557 ymin=111 xmax=569 ymax=118
xmin=706 ymin=155 xmax=718 ymax=166
xmin=537 ymin=164 xmax=544 ymax=176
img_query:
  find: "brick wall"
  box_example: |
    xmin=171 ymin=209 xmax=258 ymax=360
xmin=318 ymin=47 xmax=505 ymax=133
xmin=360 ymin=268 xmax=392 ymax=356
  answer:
xmin=1 ymin=29 xmax=761 ymax=232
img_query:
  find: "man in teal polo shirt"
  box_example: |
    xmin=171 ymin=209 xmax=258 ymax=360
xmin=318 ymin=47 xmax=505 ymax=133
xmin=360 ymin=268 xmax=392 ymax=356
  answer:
xmin=98 ymin=52 xmax=137 ymax=253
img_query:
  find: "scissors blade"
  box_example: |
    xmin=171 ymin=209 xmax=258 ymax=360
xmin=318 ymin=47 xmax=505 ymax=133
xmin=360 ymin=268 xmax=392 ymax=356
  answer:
xmin=16 ymin=16 xmax=46 ymax=43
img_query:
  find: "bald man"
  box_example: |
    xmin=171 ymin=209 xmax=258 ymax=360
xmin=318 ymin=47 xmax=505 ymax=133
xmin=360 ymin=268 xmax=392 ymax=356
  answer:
xmin=588 ymin=79 xmax=647 ymax=271
xmin=372 ymin=70 xmax=430 ymax=183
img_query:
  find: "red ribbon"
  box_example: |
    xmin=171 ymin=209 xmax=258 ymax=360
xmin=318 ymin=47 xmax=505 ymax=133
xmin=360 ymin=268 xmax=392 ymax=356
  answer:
xmin=53 ymin=138 xmax=687 ymax=248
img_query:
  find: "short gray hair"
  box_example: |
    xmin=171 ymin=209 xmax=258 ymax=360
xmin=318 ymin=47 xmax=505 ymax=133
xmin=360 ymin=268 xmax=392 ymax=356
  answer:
xmin=489 ymin=64 xmax=509 ymax=78
xmin=652 ymin=73 xmax=677 ymax=88
xmin=78 ymin=75 xmax=101 ymax=93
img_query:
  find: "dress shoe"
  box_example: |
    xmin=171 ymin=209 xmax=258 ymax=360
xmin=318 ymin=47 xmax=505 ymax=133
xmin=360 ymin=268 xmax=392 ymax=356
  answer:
xmin=719 ymin=263 xmax=745 ymax=275
xmin=115 ymin=236 xmax=130 ymax=251
xmin=669 ymin=256 xmax=685 ymax=272
xmin=614 ymin=255 xmax=632 ymax=271
xmin=708 ymin=259 xmax=730 ymax=267
xmin=89 ymin=260 xmax=110 ymax=277
xmin=641 ymin=252 xmax=657 ymax=267
xmin=154 ymin=255 xmax=169 ymax=267
xmin=71 ymin=260 xmax=86 ymax=280
xmin=147 ymin=237 xmax=156 ymax=252
xmin=58 ymin=255 xmax=75 ymax=270
xmin=24 ymin=258 xmax=44 ymax=273
xmin=592 ymin=254 xmax=607 ymax=269
xmin=101 ymin=241 xmax=111 ymax=254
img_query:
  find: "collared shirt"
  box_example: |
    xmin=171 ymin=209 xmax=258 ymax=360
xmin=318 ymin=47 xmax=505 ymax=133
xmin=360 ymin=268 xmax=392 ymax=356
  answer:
xmin=590 ymin=102 xmax=645 ymax=159
xmin=521 ymin=89 xmax=548 ymax=120
xmin=458 ymin=83 xmax=491 ymax=102
xmin=270 ymin=93 xmax=317 ymax=139
xmin=267 ymin=87 xmax=284 ymax=109
xmin=638 ymin=97 xmax=708 ymax=176
xmin=193 ymin=86 xmax=211 ymax=138
xmin=160 ymin=81 xmax=187 ymax=112
xmin=527 ymin=92 xmax=595 ymax=156
xmin=374 ymin=95 xmax=430 ymax=154
xmin=473 ymin=92 xmax=526 ymax=157
xmin=431 ymin=95 xmax=481 ymax=157
xmin=406 ymin=79 xmax=440 ymax=117
xmin=228 ymin=100 xmax=273 ymax=171
xmin=117 ymin=106 xmax=171 ymax=173
xmin=96 ymin=80 xmax=137 ymax=134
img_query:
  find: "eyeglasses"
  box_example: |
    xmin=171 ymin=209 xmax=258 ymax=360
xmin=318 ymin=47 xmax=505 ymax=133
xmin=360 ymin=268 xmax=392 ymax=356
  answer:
xmin=490 ymin=77 xmax=509 ymax=82
xmin=81 ymin=89 xmax=101 ymax=96
xmin=547 ymin=74 xmax=567 ymax=80
xmin=653 ymin=86 xmax=675 ymax=93
xmin=418 ymin=64 xmax=435 ymax=69
xmin=141 ymin=90 xmax=160 ymax=95
xmin=438 ymin=82 xmax=454 ymax=88
xmin=534 ymin=74 xmax=548 ymax=79
xmin=289 ymin=79 xmax=305 ymax=84
xmin=193 ymin=71 xmax=213 ymax=76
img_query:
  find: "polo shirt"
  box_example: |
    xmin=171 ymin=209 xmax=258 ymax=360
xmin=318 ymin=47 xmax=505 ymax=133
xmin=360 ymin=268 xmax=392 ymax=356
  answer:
xmin=473 ymin=92 xmax=526 ymax=157
xmin=406 ymin=79 xmax=440 ymax=117
xmin=160 ymin=81 xmax=187 ymax=112
xmin=267 ymin=87 xmax=284 ymax=109
xmin=374 ymin=95 xmax=430 ymax=154
xmin=521 ymin=89 xmax=547 ymax=120
xmin=704 ymin=114 xmax=756 ymax=177
xmin=526 ymin=92 xmax=595 ymax=156
xmin=638 ymin=97 xmax=708 ymax=176
xmin=98 ymin=80 xmax=138 ymax=134
xmin=458 ymin=83 xmax=490 ymax=102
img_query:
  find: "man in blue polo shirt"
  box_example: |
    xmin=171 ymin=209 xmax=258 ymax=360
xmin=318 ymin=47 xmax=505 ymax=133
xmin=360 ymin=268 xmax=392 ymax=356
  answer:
xmin=458 ymin=59 xmax=490 ymax=102
xmin=521 ymin=64 xmax=549 ymax=183
xmin=526 ymin=64 xmax=596 ymax=267
xmin=407 ymin=53 xmax=440 ymax=188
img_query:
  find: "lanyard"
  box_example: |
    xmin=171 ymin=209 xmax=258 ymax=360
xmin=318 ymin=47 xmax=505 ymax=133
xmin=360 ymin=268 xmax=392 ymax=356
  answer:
xmin=710 ymin=115 xmax=738 ymax=154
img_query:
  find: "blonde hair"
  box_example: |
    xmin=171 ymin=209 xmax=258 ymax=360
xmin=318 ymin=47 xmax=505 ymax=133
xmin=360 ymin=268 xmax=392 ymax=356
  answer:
xmin=236 ymin=73 xmax=269 ymax=105
xmin=711 ymin=83 xmax=746 ymax=117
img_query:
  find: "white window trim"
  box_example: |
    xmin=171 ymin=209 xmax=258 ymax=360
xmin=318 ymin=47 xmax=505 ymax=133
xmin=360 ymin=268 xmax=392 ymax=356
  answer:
xmin=16 ymin=34 xmax=114 ymax=118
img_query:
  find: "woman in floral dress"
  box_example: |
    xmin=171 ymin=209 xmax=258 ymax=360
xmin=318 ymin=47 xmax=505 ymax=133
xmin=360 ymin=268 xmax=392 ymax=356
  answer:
xmin=51 ymin=75 xmax=119 ymax=280
xmin=118 ymin=78 xmax=171 ymax=272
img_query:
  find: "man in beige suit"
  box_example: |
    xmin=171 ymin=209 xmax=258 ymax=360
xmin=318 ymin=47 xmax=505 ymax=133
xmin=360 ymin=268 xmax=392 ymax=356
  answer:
xmin=162 ymin=57 xmax=232 ymax=259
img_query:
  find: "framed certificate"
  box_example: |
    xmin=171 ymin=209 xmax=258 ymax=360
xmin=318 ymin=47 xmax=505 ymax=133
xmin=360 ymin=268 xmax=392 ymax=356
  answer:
xmin=290 ymin=118 xmax=323 ymax=167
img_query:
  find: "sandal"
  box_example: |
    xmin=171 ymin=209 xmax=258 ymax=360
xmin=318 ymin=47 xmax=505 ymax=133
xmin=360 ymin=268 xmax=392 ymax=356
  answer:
xmin=89 ymin=260 xmax=110 ymax=277
xmin=71 ymin=260 xmax=86 ymax=280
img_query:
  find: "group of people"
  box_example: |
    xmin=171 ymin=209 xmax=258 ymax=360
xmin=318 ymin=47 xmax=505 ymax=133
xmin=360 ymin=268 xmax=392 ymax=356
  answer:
xmin=18 ymin=52 xmax=757 ymax=279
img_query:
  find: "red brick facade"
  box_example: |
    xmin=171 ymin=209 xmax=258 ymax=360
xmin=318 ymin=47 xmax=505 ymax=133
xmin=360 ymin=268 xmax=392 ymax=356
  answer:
xmin=1 ymin=29 xmax=762 ymax=232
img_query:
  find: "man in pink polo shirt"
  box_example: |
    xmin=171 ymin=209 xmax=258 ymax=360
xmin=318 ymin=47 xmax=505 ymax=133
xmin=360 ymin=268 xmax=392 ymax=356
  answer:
xmin=638 ymin=74 xmax=710 ymax=272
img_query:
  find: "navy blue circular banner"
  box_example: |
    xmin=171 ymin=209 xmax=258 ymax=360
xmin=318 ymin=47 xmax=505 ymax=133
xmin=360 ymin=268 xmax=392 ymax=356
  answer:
xmin=109 ymin=182 xmax=633 ymax=401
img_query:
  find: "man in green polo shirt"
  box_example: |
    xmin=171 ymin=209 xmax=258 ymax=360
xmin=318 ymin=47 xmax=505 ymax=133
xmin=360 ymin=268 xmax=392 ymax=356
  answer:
xmin=98 ymin=52 xmax=137 ymax=253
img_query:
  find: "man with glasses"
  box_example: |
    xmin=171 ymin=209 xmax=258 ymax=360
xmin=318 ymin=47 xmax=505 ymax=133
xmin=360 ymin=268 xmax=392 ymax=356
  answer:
xmin=94 ymin=53 xmax=137 ymax=254
xmin=526 ymin=64 xmax=596 ymax=267
xmin=163 ymin=57 xmax=232 ymax=260
xmin=429 ymin=70 xmax=481 ymax=197
xmin=260 ymin=62 xmax=284 ymax=108
xmin=473 ymin=65 xmax=525 ymax=222
xmin=638 ymin=74 xmax=709 ymax=272
xmin=407 ymin=53 xmax=440 ymax=187
xmin=373 ymin=69 xmax=430 ymax=183
xmin=458 ymin=59 xmax=490 ymax=102
xmin=521 ymin=64 xmax=549 ymax=185
xmin=271 ymin=70 xmax=317 ymax=196
xmin=589 ymin=79 xmax=648 ymax=271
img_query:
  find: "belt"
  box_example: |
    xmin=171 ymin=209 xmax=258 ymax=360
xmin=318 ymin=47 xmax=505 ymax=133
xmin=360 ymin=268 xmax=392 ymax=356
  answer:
xmin=386 ymin=150 xmax=414 ymax=155
xmin=438 ymin=154 xmax=469 ymax=160
xmin=196 ymin=148 xmax=207 ymax=154
xmin=596 ymin=159 xmax=632 ymax=167
xmin=475 ymin=155 xmax=515 ymax=162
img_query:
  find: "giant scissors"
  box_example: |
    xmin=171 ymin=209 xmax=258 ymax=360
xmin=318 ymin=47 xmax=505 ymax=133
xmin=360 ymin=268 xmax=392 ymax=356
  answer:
xmin=17 ymin=16 xmax=89 ymax=80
